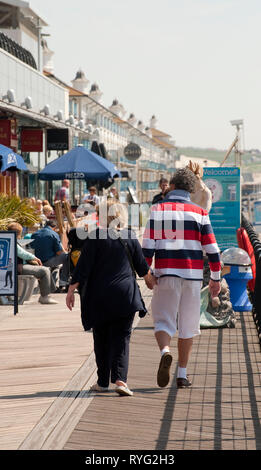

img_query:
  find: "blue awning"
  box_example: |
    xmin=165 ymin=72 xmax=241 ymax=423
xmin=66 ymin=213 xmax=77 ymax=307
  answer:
xmin=39 ymin=145 xmax=121 ymax=181
xmin=0 ymin=144 xmax=28 ymax=172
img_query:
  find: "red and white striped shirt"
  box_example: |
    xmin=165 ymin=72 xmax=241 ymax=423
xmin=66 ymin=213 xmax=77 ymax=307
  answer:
xmin=142 ymin=190 xmax=221 ymax=281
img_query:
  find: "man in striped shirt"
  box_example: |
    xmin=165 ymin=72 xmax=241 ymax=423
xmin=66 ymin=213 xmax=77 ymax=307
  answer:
xmin=142 ymin=167 xmax=221 ymax=389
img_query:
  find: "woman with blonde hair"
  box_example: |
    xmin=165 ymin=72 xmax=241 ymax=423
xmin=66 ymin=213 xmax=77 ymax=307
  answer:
xmin=66 ymin=200 xmax=156 ymax=396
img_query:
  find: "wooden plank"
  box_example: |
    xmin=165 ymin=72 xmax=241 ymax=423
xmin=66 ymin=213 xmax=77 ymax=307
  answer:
xmin=64 ymin=309 xmax=261 ymax=451
xmin=18 ymin=352 xmax=97 ymax=449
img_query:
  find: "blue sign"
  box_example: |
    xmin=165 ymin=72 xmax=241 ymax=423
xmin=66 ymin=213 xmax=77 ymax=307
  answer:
xmin=0 ymin=238 xmax=10 ymax=268
xmin=253 ymin=200 xmax=261 ymax=225
xmin=203 ymin=167 xmax=241 ymax=250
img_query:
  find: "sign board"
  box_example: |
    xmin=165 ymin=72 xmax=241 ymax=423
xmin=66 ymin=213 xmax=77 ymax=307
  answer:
xmin=47 ymin=128 xmax=69 ymax=151
xmin=0 ymin=119 xmax=18 ymax=150
xmin=124 ymin=143 xmax=141 ymax=161
xmin=253 ymin=200 xmax=261 ymax=225
xmin=21 ymin=129 xmax=43 ymax=152
xmin=203 ymin=167 xmax=241 ymax=251
xmin=0 ymin=120 xmax=11 ymax=147
xmin=0 ymin=231 xmax=18 ymax=314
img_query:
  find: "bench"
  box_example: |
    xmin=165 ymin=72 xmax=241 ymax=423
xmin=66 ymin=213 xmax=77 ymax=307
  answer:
xmin=18 ymin=275 xmax=36 ymax=304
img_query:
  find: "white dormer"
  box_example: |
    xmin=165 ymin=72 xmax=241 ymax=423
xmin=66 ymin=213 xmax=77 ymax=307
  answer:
xmin=127 ymin=113 xmax=137 ymax=126
xmin=89 ymin=82 xmax=103 ymax=102
xmin=137 ymin=120 xmax=145 ymax=132
xmin=109 ymin=99 xmax=126 ymax=118
xmin=150 ymin=115 xmax=157 ymax=128
xmin=71 ymin=69 xmax=89 ymax=94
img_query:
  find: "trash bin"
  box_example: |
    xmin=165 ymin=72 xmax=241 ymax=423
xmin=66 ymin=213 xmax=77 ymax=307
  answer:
xmin=221 ymin=247 xmax=253 ymax=311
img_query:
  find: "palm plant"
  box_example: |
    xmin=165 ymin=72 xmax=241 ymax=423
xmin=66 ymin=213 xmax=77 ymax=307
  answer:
xmin=0 ymin=194 xmax=41 ymax=230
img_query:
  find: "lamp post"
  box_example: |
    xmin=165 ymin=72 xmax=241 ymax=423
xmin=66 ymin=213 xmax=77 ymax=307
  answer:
xmin=230 ymin=119 xmax=244 ymax=166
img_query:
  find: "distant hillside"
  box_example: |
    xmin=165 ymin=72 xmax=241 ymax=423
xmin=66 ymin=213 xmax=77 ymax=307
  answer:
xmin=178 ymin=147 xmax=261 ymax=172
xmin=178 ymin=147 xmax=226 ymax=163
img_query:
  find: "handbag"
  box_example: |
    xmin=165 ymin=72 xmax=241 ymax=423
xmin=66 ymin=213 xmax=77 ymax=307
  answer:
xmin=118 ymin=236 xmax=148 ymax=318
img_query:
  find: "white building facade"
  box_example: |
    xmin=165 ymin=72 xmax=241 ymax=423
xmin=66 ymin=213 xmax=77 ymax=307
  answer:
xmin=0 ymin=0 xmax=177 ymax=204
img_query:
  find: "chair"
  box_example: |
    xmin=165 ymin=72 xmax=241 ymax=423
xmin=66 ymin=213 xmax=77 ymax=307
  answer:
xmin=18 ymin=275 xmax=36 ymax=304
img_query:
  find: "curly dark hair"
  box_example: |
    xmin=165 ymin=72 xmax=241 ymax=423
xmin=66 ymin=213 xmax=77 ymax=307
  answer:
xmin=169 ymin=168 xmax=197 ymax=193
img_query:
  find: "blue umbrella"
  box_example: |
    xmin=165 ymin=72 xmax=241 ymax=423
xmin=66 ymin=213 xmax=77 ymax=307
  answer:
xmin=39 ymin=145 xmax=121 ymax=181
xmin=0 ymin=144 xmax=28 ymax=172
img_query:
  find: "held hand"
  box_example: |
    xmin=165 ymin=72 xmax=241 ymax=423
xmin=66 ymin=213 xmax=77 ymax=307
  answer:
xmin=35 ymin=257 xmax=42 ymax=266
xmin=66 ymin=291 xmax=75 ymax=311
xmin=209 ymin=279 xmax=221 ymax=298
xmin=144 ymin=272 xmax=158 ymax=290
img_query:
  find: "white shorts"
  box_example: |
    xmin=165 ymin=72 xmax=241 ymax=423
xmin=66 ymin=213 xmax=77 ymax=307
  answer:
xmin=151 ymin=277 xmax=201 ymax=339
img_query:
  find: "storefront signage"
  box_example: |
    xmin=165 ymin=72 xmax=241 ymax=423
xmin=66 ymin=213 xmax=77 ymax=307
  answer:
xmin=203 ymin=167 xmax=241 ymax=250
xmin=21 ymin=129 xmax=43 ymax=152
xmin=47 ymin=128 xmax=69 ymax=151
xmin=0 ymin=231 xmax=18 ymax=314
xmin=0 ymin=120 xmax=11 ymax=146
xmin=124 ymin=143 xmax=141 ymax=161
xmin=65 ymin=172 xmax=85 ymax=179
xmin=0 ymin=119 xmax=17 ymax=150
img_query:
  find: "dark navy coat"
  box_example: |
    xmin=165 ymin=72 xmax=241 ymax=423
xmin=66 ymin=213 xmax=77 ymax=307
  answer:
xmin=70 ymin=228 xmax=149 ymax=330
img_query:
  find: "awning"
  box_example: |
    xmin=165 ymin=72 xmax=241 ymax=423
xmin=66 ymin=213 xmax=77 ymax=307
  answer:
xmin=0 ymin=144 xmax=28 ymax=172
xmin=39 ymin=145 xmax=121 ymax=181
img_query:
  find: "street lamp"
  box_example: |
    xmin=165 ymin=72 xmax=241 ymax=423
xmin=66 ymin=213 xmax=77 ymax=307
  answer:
xmin=230 ymin=119 xmax=244 ymax=166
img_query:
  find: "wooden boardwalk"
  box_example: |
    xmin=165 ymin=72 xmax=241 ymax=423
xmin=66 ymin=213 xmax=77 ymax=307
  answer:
xmin=64 ymin=302 xmax=261 ymax=451
xmin=0 ymin=282 xmax=261 ymax=451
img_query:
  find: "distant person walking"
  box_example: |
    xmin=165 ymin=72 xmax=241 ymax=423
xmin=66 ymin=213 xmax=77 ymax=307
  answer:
xmin=143 ymin=168 xmax=221 ymax=389
xmin=54 ymin=179 xmax=70 ymax=202
xmin=152 ymin=177 xmax=169 ymax=204
xmin=66 ymin=200 xmax=155 ymax=396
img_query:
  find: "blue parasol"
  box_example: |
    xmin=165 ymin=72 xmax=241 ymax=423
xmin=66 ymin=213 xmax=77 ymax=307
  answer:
xmin=0 ymin=144 xmax=28 ymax=172
xmin=39 ymin=145 xmax=121 ymax=181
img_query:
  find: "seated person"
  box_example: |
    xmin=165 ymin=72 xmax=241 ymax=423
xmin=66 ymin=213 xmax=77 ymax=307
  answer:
xmin=30 ymin=220 xmax=69 ymax=288
xmin=82 ymin=186 xmax=100 ymax=206
xmin=7 ymin=223 xmax=58 ymax=305
xmin=108 ymin=187 xmax=119 ymax=200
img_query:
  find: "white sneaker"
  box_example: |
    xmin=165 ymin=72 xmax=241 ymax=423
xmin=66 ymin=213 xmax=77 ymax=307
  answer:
xmin=90 ymin=383 xmax=109 ymax=392
xmin=115 ymin=385 xmax=133 ymax=396
xmin=39 ymin=295 xmax=58 ymax=305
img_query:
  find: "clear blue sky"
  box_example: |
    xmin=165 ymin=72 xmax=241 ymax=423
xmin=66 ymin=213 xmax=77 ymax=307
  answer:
xmin=30 ymin=0 xmax=261 ymax=150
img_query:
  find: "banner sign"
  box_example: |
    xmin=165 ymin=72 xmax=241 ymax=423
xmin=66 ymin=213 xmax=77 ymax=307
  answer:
xmin=0 ymin=119 xmax=17 ymax=150
xmin=47 ymin=128 xmax=69 ymax=151
xmin=0 ymin=120 xmax=11 ymax=146
xmin=21 ymin=129 xmax=43 ymax=152
xmin=0 ymin=231 xmax=18 ymax=314
xmin=203 ymin=167 xmax=241 ymax=251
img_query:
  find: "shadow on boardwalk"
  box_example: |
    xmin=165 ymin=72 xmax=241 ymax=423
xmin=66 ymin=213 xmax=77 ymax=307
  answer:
xmin=64 ymin=309 xmax=261 ymax=451
xmin=2 ymin=284 xmax=260 ymax=451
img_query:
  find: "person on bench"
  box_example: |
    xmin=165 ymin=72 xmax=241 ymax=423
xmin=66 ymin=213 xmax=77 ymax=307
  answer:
xmin=7 ymin=223 xmax=58 ymax=305
xmin=30 ymin=220 xmax=69 ymax=289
